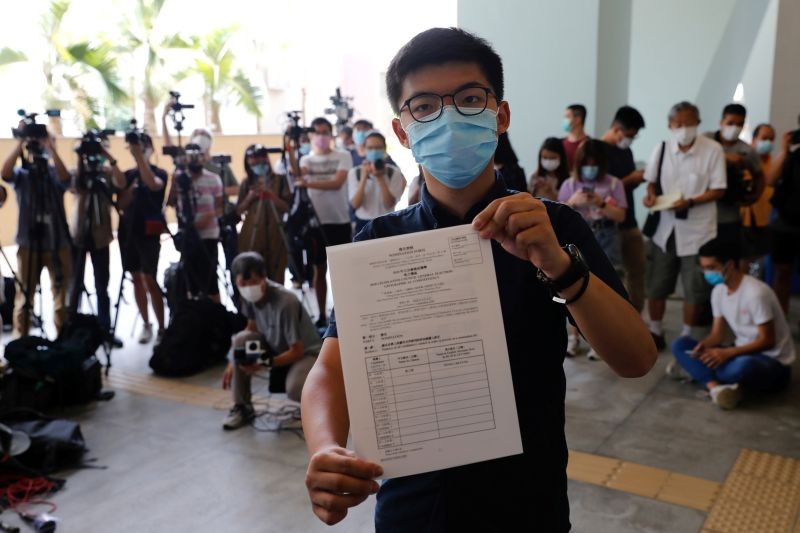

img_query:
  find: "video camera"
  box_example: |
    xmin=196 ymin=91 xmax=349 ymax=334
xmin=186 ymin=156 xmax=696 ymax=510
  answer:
xmin=211 ymin=154 xmax=232 ymax=166
xmin=168 ymin=91 xmax=194 ymax=112
xmin=76 ymin=128 xmax=114 ymax=157
xmin=285 ymin=111 xmax=311 ymax=144
xmin=233 ymin=338 xmax=275 ymax=366
xmin=324 ymin=87 xmax=354 ymax=128
xmin=125 ymin=119 xmax=148 ymax=145
xmin=11 ymin=109 xmax=60 ymax=140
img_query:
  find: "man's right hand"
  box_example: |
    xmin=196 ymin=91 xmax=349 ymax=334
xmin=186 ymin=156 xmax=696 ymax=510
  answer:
xmin=643 ymin=193 xmax=656 ymax=208
xmin=306 ymin=445 xmax=382 ymax=525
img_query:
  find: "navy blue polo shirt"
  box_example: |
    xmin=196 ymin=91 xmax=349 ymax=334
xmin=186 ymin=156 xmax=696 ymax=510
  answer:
xmin=325 ymin=177 xmax=627 ymax=532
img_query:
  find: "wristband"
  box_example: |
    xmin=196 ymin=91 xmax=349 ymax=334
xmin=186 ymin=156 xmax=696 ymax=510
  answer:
xmin=563 ymin=273 xmax=591 ymax=305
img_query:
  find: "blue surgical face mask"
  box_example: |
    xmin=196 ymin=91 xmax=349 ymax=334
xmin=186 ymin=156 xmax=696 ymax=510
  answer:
xmin=561 ymin=117 xmax=572 ymax=133
xmin=353 ymin=130 xmax=368 ymax=146
xmin=405 ymin=106 xmax=498 ymax=189
xmin=299 ymin=142 xmax=311 ymax=155
xmin=703 ymin=270 xmax=725 ymax=286
xmin=580 ymin=165 xmax=599 ymax=181
xmin=366 ymin=149 xmax=385 ymax=162
xmin=251 ymin=163 xmax=268 ymax=176
xmin=755 ymin=140 xmax=773 ymax=155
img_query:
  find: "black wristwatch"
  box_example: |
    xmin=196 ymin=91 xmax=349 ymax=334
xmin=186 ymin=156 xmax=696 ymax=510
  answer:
xmin=536 ymin=244 xmax=590 ymax=304
xmin=687 ymin=198 xmax=696 ymax=208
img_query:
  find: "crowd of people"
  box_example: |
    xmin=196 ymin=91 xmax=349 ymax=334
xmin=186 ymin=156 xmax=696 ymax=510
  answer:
xmin=0 ymin=24 xmax=798 ymax=532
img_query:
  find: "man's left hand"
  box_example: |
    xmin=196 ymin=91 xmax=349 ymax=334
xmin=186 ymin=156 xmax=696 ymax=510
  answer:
xmin=699 ymin=347 xmax=735 ymax=369
xmin=672 ymin=198 xmax=691 ymax=211
xmin=473 ymin=192 xmax=570 ymax=279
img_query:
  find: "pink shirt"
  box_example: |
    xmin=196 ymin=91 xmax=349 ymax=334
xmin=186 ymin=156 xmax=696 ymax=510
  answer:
xmin=177 ymin=169 xmax=223 ymax=240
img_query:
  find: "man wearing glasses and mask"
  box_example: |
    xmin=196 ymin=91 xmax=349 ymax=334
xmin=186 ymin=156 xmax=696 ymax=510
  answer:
xmin=301 ymin=28 xmax=657 ymax=532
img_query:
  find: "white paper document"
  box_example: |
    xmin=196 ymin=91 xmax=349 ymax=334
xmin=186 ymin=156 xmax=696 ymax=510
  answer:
xmin=327 ymin=224 xmax=523 ymax=478
xmin=649 ymin=192 xmax=682 ymax=212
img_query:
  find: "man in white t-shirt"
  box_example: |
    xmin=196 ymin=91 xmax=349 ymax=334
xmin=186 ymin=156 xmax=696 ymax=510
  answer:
xmin=670 ymin=239 xmax=795 ymax=409
xmin=643 ymin=101 xmax=727 ymax=351
xmin=347 ymin=131 xmax=406 ymax=235
xmin=297 ymin=117 xmax=353 ymax=327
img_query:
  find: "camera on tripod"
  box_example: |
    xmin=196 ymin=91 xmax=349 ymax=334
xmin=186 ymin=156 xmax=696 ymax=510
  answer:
xmin=124 ymin=119 xmax=147 ymax=145
xmin=76 ymin=129 xmax=114 ymax=157
xmin=168 ymin=91 xmax=194 ymax=112
xmin=211 ymin=154 xmax=232 ymax=166
xmin=11 ymin=109 xmax=60 ymax=141
xmin=324 ymin=88 xmax=354 ymax=127
xmin=285 ymin=111 xmax=311 ymax=144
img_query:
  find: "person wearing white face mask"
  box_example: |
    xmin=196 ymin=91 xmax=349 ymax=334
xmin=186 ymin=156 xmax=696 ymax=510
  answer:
xmin=703 ymin=103 xmax=764 ymax=254
xmin=642 ymin=101 xmax=727 ymax=351
xmin=529 ymin=137 xmax=569 ymax=201
xmin=118 ymin=134 xmax=169 ymax=344
xmin=221 ymin=252 xmax=321 ymax=430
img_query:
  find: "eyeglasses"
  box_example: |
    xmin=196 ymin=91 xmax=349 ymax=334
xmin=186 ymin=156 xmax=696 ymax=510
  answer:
xmin=400 ymin=86 xmax=497 ymax=123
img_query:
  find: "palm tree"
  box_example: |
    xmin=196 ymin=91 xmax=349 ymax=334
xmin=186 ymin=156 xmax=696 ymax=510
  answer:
xmin=38 ymin=0 xmax=128 ymax=132
xmin=117 ymin=0 xmax=196 ymax=134
xmin=183 ymin=26 xmax=263 ymax=133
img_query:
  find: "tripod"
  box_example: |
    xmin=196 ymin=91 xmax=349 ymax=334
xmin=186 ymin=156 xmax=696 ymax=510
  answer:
xmin=13 ymin=142 xmax=71 ymax=339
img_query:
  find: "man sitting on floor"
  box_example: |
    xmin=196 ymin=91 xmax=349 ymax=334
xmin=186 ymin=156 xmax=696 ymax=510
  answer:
xmin=670 ymin=239 xmax=795 ymax=409
xmin=221 ymin=252 xmax=321 ymax=430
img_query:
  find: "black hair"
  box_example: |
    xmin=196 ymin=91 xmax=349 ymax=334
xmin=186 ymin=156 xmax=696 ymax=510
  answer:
xmin=722 ymin=103 xmax=747 ymax=119
xmin=567 ymin=104 xmax=587 ymax=125
xmin=494 ymin=132 xmax=519 ymax=167
xmin=385 ymin=27 xmax=504 ymax=114
xmin=574 ymin=139 xmax=607 ymax=181
xmin=231 ymin=251 xmax=268 ymax=280
xmin=699 ymin=239 xmax=741 ymax=265
xmin=353 ymin=119 xmax=373 ymax=129
xmin=310 ymin=117 xmax=333 ymax=133
xmin=243 ymin=143 xmax=273 ymax=183
xmin=535 ymin=137 xmax=570 ymax=184
xmin=365 ymin=131 xmax=386 ymax=146
xmin=140 ymin=133 xmax=154 ymax=149
xmin=752 ymin=123 xmax=774 ymax=139
xmin=339 ymin=126 xmax=353 ymax=137
xmin=612 ymin=105 xmax=645 ymax=131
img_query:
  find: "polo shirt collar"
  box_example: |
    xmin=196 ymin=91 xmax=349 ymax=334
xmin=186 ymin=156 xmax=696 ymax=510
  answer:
xmin=419 ymin=174 xmax=509 ymax=227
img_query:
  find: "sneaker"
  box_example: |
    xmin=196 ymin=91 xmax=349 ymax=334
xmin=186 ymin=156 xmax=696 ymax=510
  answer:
xmin=665 ymin=359 xmax=692 ymax=381
xmin=223 ymin=404 xmax=255 ymax=430
xmin=586 ymin=348 xmax=601 ymax=361
xmin=566 ymin=335 xmax=581 ymax=357
xmin=138 ymin=323 xmax=153 ymax=344
xmin=651 ymin=332 xmax=666 ymax=351
xmin=710 ymin=383 xmax=742 ymax=410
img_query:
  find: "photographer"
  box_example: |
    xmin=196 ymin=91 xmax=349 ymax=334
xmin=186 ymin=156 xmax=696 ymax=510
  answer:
xmin=769 ymin=125 xmax=800 ymax=314
xmin=221 ymin=252 xmax=320 ymax=430
xmin=118 ymin=133 xmax=168 ymax=344
xmin=68 ymin=134 xmax=126 ymax=343
xmin=236 ymin=144 xmax=291 ymax=284
xmin=167 ymin=144 xmax=224 ymax=303
xmin=1 ymin=133 xmax=72 ymax=338
xmin=347 ymin=131 xmax=406 ymax=235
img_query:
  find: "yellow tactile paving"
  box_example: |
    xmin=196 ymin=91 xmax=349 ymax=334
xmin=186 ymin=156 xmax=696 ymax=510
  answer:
xmin=106 ymin=369 xmax=800 ymax=527
xmin=703 ymin=449 xmax=800 ymax=533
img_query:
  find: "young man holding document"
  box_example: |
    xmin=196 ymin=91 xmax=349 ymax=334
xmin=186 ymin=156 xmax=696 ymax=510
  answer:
xmin=302 ymin=27 xmax=657 ymax=532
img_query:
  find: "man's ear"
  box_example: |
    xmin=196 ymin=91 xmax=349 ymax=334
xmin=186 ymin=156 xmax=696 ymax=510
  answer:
xmin=392 ymin=118 xmax=410 ymax=149
xmin=497 ymin=101 xmax=511 ymax=135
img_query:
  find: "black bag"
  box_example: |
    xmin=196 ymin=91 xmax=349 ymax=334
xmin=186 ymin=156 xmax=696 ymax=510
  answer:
xmin=149 ymin=299 xmax=246 ymax=377
xmin=4 ymin=336 xmax=102 ymax=407
xmin=1 ymin=276 xmax=14 ymax=328
xmin=163 ymin=262 xmax=187 ymax=313
xmin=642 ymin=142 xmax=666 ymax=238
xmin=771 ymin=150 xmax=800 ymax=226
xmin=58 ymin=313 xmax=106 ymax=356
xmin=0 ymin=410 xmax=87 ymax=474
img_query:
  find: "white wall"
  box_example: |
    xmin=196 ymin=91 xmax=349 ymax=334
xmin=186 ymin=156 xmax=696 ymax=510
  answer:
xmin=458 ymin=0 xmax=601 ymax=178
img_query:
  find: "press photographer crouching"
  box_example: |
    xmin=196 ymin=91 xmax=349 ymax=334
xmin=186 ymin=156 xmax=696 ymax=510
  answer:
xmin=68 ymin=130 xmax=127 ymax=345
xmin=166 ymin=143 xmax=224 ymax=303
xmin=1 ymin=124 xmax=72 ymax=339
xmin=118 ymin=130 xmax=168 ymax=344
xmin=221 ymin=252 xmax=320 ymax=430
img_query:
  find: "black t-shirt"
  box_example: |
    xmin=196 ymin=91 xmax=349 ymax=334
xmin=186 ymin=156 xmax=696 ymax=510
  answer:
xmin=121 ymin=165 xmax=168 ymax=236
xmin=324 ymin=177 xmax=628 ymax=532
xmin=603 ymin=142 xmax=638 ymax=229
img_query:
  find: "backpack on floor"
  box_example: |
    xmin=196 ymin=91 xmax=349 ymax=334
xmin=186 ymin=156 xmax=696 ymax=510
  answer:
xmin=149 ymin=299 xmax=246 ymax=377
xmin=0 ymin=409 xmax=88 ymax=475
